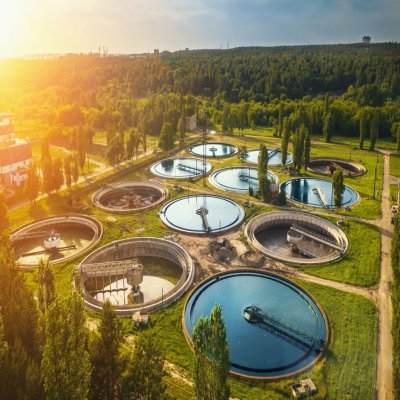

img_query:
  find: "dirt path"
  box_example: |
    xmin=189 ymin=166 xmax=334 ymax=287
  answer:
xmin=376 ymin=151 xmax=394 ymax=400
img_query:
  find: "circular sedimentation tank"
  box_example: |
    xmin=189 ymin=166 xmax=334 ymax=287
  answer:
xmin=308 ymin=158 xmax=367 ymax=177
xmin=12 ymin=215 xmax=103 ymax=270
xmin=183 ymin=270 xmax=328 ymax=380
xmin=241 ymin=148 xmax=293 ymax=166
xmin=76 ymin=237 xmax=194 ymax=316
xmin=187 ymin=142 xmax=238 ymax=158
xmin=281 ymin=177 xmax=359 ymax=208
xmin=209 ymin=167 xmax=278 ymax=193
xmin=245 ymin=211 xmax=349 ymax=265
xmin=150 ymin=157 xmax=212 ymax=179
xmin=160 ymin=194 xmax=245 ymax=234
xmin=92 ymin=181 xmax=168 ymax=214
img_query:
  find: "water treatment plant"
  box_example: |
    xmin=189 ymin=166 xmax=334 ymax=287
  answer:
xmin=183 ymin=270 xmax=328 ymax=380
xmin=159 ymin=194 xmax=245 ymax=234
xmin=209 ymin=167 xmax=278 ymax=193
xmin=150 ymin=157 xmax=212 ymax=179
xmin=281 ymin=177 xmax=359 ymax=208
xmin=241 ymin=148 xmax=293 ymax=166
xmin=245 ymin=211 xmax=349 ymax=264
xmin=76 ymin=237 xmax=194 ymax=315
xmin=187 ymin=142 xmax=238 ymax=158
xmin=92 ymin=181 xmax=168 ymax=214
xmin=12 ymin=215 xmax=103 ymax=269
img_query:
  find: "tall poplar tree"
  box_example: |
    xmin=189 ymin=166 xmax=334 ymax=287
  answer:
xmin=359 ymin=109 xmax=368 ymax=149
xmin=257 ymin=144 xmax=269 ymax=193
xmin=333 ymin=169 xmax=345 ymax=210
xmin=281 ymin=128 xmax=290 ymax=166
xmin=192 ymin=304 xmax=230 ymax=400
xmin=369 ymin=109 xmax=380 ymax=151
xmin=42 ymin=293 xmax=90 ymax=400
xmin=25 ymin=162 xmax=41 ymax=203
xmin=89 ymin=301 xmax=125 ymax=400
xmin=121 ymin=333 xmax=167 ymax=400
xmin=303 ymin=128 xmax=311 ymax=171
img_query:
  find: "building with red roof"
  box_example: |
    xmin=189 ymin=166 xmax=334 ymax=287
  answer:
xmin=0 ymin=113 xmax=32 ymax=187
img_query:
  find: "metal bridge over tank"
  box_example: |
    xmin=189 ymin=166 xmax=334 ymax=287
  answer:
xmin=269 ymin=148 xmax=280 ymax=158
xmin=312 ymin=186 xmax=329 ymax=208
xmin=177 ymin=163 xmax=204 ymax=174
xmin=80 ymin=259 xmax=144 ymax=296
xmin=238 ymin=172 xmax=258 ymax=182
xmin=243 ymin=305 xmax=325 ymax=352
xmin=289 ymin=223 xmax=345 ymax=252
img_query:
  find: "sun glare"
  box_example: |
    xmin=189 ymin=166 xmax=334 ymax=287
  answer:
xmin=0 ymin=0 xmax=23 ymax=57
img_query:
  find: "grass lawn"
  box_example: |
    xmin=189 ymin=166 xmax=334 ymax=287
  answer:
xmin=188 ymin=132 xmax=383 ymax=220
xmin=125 ymin=280 xmax=377 ymax=400
xmin=301 ymin=221 xmax=381 ymax=287
xmin=391 ymin=153 xmax=400 ymax=177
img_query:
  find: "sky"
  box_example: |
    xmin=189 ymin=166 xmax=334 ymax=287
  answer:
xmin=0 ymin=0 xmax=399 ymax=57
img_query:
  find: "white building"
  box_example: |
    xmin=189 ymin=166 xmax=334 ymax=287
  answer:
xmin=0 ymin=113 xmax=32 ymax=187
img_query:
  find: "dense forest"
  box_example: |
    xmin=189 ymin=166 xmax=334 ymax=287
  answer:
xmin=0 ymin=43 xmax=399 ymax=175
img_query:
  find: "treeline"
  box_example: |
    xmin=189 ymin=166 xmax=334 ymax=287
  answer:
xmin=2 ymin=43 xmax=400 ymax=104
xmin=0 ymin=238 xmax=170 ymax=400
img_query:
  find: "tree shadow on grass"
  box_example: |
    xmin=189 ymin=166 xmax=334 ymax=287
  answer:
xmin=28 ymin=203 xmax=48 ymax=220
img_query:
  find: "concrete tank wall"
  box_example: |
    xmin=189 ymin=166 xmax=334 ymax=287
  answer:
xmin=76 ymin=237 xmax=195 ymax=316
xmin=92 ymin=181 xmax=168 ymax=214
xmin=11 ymin=215 xmax=103 ymax=270
xmin=245 ymin=211 xmax=349 ymax=265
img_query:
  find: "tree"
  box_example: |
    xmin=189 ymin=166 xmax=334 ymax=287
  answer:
xmin=291 ymin=125 xmax=306 ymax=172
xmin=323 ymin=112 xmax=334 ymax=143
xmin=0 ymin=192 xmax=7 ymax=223
xmin=324 ymin=93 xmax=330 ymax=114
xmin=359 ymin=109 xmax=368 ymax=149
xmin=52 ymin=158 xmax=64 ymax=192
xmin=126 ymin=129 xmax=138 ymax=160
xmin=42 ymin=293 xmax=91 ymax=400
xmin=158 ymin=122 xmax=175 ymax=151
xmin=64 ymin=156 xmax=72 ymax=189
xmin=121 ymin=333 xmax=167 ymax=400
xmin=281 ymin=128 xmax=290 ymax=167
xmin=333 ymin=169 xmax=345 ymax=210
xmin=25 ymin=162 xmax=41 ymax=203
xmin=71 ymin=156 xmax=80 ymax=184
xmin=369 ymin=109 xmax=380 ymax=151
xmin=192 ymin=304 xmax=230 ymax=400
xmin=274 ymin=188 xmax=287 ymax=206
xmin=303 ymin=128 xmax=311 ymax=171
xmin=221 ymin=105 xmax=230 ymax=133
xmin=0 ymin=235 xmax=42 ymax=399
xmin=278 ymin=102 xmax=284 ymax=137
xmin=41 ymin=158 xmax=53 ymax=194
xmin=397 ymin=124 xmax=400 ymax=153
xmin=40 ymin=136 xmax=51 ymax=163
xmin=89 ymin=301 xmax=125 ymax=400
xmin=178 ymin=116 xmax=186 ymax=142
xmin=77 ymin=125 xmax=88 ymax=172
xmin=37 ymin=259 xmax=56 ymax=314
xmin=257 ymin=144 xmax=269 ymax=194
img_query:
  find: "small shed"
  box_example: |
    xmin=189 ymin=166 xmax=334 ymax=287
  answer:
xmin=291 ymin=378 xmax=317 ymax=399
